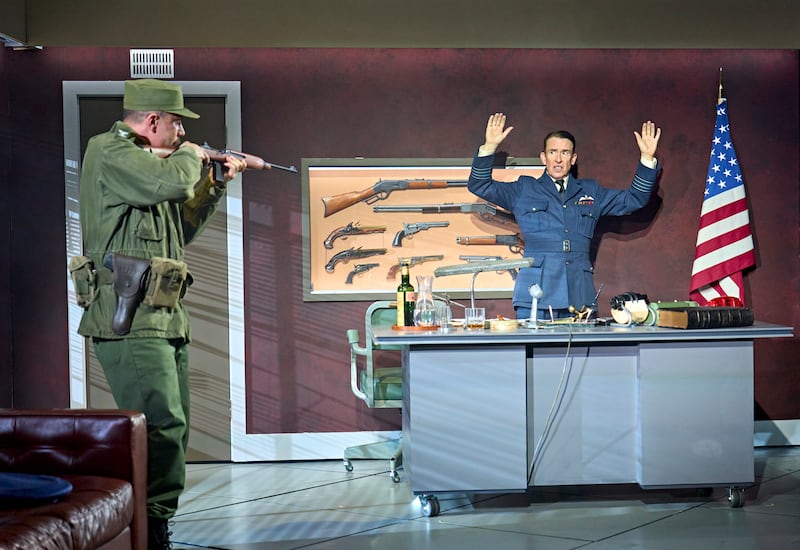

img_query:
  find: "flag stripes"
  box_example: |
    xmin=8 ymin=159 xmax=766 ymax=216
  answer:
xmin=689 ymin=97 xmax=755 ymax=305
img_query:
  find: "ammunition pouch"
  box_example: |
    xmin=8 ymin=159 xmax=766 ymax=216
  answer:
xmin=68 ymin=255 xmax=97 ymax=308
xmin=104 ymin=252 xmax=151 ymax=336
xmin=144 ymin=257 xmax=189 ymax=309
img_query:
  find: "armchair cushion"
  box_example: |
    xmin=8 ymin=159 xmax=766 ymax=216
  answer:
xmin=0 ymin=408 xmax=147 ymax=550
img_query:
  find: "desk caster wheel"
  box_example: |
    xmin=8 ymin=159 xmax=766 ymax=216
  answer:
xmin=343 ymin=459 xmax=353 ymax=472
xmin=419 ymin=495 xmax=440 ymax=517
xmin=727 ymin=486 xmax=745 ymax=508
xmin=390 ymin=470 xmax=400 ymax=483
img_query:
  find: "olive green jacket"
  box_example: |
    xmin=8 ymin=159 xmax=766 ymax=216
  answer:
xmin=77 ymin=121 xmax=226 ymax=341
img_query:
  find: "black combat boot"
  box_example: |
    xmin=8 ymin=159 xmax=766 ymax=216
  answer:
xmin=147 ymin=516 xmax=173 ymax=550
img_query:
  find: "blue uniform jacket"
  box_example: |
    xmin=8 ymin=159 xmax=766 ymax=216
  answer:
xmin=468 ymin=152 xmax=659 ymax=310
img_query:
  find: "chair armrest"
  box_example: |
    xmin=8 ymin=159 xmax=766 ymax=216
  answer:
xmin=0 ymin=408 xmax=148 ymax=550
xmin=346 ymin=329 xmax=370 ymax=403
xmin=347 ymin=328 xmax=368 ymax=356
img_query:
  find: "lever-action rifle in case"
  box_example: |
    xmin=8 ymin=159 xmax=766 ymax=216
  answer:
xmin=321 ymin=179 xmax=469 ymax=217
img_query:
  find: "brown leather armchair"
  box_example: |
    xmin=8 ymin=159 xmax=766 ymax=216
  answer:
xmin=0 ymin=408 xmax=147 ymax=550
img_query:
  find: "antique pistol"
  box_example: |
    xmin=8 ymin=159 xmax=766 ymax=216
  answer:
xmin=344 ymin=263 xmax=380 ymax=284
xmin=325 ymin=247 xmax=387 ymax=273
xmin=392 ymin=221 xmax=450 ymax=247
xmin=387 ymin=254 xmax=444 ymax=279
xmin=323 ymin=221 xmax=386 ymax=249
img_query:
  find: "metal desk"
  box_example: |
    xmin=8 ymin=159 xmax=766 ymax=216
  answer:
xmin=372 ymin=321 xmax=794 ymax=516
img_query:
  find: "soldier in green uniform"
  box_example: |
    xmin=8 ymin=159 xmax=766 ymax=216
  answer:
xmin=72 ymin=79 xmax=246 ymax=550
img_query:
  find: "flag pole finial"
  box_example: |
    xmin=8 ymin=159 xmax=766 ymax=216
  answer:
xmin=718 ymin=67 xmax=724 ymax=105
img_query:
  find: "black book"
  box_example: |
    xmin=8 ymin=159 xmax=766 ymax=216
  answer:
xmin=656 ymin=306 xmax=754 ymax=329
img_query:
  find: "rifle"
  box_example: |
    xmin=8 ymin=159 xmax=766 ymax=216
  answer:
xmin=459 ymin=255 xmax=518 ymax=280
xmin=323 ymin=222 xmax=386 ymax=249
xmin=325 ymin=247 xmax=387 ymax=273
xmin=321 ymin=179 xmax=469 ymax=217
xmin=455 ymin=234 xmax=524 ymax=254
xmin=387 ymin=254 xmax=444 ymax=279
xmin=345 ymin=263 xmax=380 ymax=284
xmin=373 ymin=202 xmax=515 ymax=224
xmin=146 ymin=142 xmax=297 ymax=184
xmin=392 ymin=221 xmax=450 ymax=247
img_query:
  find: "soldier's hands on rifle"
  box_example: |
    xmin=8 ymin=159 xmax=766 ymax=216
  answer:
xmin=179 ymin=141 xmax=211 ymax=163
xmin=479 ymin=113 xmax=514 ymax=156
xmin=217 ymin=154 xmax=247 ymax=184
xmin=180 ymin=142 xmax=247 ymax=185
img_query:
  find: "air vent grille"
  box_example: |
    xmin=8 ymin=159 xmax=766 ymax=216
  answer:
xmin=130 ymin=49 xmax=174 ymax=79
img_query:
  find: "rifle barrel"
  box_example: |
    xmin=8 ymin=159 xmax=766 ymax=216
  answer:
xmin=145 ymin=145 xmax=297 ymax=173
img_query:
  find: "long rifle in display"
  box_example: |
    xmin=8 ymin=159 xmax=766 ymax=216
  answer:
xmin=455 ymin=234 xmax=524 ymax=254
xmin=322 ymin=179 xmax=469 ymax=217
xmin=373 ymin=202 xmax=515 ymax=224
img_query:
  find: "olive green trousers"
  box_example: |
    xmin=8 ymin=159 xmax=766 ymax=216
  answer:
xmin=94 ymin=337 xmax=190 ymax=520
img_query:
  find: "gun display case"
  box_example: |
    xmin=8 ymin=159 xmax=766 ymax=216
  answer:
xmin=302 ymin=157 xmax=544 ymax=302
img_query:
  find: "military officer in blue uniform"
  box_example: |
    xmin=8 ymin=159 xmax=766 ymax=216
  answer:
xmin=468 ymin=113 xmax=661 ymax=320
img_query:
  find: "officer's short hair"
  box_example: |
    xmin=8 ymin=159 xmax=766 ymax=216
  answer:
xmin=543 ymin=130 xmax=576 ymax=152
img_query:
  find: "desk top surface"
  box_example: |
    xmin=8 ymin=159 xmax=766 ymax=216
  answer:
xmin=372 ymin=320 xmax=794 ymax=345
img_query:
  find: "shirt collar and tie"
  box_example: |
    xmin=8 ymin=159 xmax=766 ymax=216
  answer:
xmin=550 ymin=176 xmax=567 ymax=194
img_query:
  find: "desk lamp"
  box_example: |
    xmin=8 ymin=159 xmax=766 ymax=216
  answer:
xmin=434 ymin=257 xmax=535 ymax=309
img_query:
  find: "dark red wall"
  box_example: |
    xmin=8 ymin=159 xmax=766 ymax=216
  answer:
xmin=3 ymin=48 xmax=798 ymax=427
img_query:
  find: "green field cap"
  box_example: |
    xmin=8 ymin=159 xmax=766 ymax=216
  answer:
xmin=123 ymin=79 xmax=199 ymax=119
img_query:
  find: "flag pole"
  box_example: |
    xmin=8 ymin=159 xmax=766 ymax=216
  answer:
xmin=718 ymin=67 xmax=724 ymax=105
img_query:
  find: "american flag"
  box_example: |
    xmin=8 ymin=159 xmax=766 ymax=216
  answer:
xmin=689 ymin=98 xmax=755 ymax=305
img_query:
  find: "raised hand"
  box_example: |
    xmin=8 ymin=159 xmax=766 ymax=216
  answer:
xmin=634 ymin=120 xmax=661 ymax=162
xmin=481 ymin=113 xmax=514 ymax=154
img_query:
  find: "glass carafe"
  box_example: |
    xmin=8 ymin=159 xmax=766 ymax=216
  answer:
xmin=413 ymin=275 xmax=437 ymax=327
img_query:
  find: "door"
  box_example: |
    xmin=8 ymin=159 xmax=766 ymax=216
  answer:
xmin=63 ymin=81 xmax=242 ymax=461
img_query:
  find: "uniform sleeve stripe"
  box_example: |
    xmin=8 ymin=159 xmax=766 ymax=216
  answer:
xmin=632 ymin=173 xmax=654 ymax=192
xmin=470 ymin=166 xmax=493 ymax=179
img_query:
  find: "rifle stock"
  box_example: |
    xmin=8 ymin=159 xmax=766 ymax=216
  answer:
xmin=322 ymin=188 xmax=377 ymax=217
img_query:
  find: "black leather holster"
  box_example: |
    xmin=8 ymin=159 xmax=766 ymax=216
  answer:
xmin=103 ymin=252 xmax=151 ymax=336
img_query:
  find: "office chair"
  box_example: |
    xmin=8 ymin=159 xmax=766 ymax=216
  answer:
xmin=344 ymin=300 xmax=404 ymax=482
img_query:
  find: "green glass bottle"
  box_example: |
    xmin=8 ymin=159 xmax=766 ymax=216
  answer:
xmin=396 ymin=262 xmax=415 ymax=326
